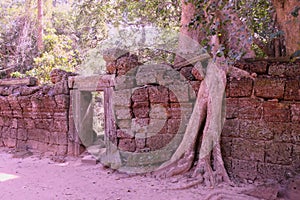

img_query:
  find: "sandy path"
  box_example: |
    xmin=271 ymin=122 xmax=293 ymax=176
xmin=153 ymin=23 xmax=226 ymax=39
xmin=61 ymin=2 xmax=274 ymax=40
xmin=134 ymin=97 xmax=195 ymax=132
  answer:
xmin=0 ymin=149 xmax=258 ymax=200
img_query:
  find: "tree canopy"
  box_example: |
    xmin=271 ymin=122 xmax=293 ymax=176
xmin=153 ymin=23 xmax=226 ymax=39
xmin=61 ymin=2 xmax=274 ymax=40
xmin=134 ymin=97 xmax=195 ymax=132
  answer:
xmin=0 ymin=0 xmax=298 ymax=78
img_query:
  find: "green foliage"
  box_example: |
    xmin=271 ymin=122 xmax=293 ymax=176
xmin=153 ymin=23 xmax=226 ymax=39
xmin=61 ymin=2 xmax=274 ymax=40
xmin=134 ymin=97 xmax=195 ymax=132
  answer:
xmin=27 ymin=31 xmax=80 ymax=83
xmin=0 ymin=1 xmax=37 ymax=73
xmin=10 ymin=71 xmax=26 ymax=78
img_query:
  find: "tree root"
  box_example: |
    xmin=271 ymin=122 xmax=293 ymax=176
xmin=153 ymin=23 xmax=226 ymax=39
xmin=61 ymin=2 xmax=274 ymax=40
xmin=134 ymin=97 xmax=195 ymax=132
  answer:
xmin=159 ymin=145 xmax=233 ymax=190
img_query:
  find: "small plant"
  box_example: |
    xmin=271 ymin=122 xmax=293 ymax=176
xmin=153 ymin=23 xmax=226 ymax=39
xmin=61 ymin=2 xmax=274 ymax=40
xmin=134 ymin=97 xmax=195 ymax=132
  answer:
xmin=10 ymin=71 xmax=26 ymax=78
xmin=26 ymin=30 xmax=80 ymax=83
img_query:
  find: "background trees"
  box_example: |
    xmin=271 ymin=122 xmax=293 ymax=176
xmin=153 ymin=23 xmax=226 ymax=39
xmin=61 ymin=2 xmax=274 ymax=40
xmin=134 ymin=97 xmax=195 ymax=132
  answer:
xmin=1 ymin=0 xmax=298 ymax=81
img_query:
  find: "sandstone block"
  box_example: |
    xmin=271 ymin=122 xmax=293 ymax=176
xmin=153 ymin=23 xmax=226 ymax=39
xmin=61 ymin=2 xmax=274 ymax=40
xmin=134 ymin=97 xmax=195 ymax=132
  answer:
xmin=263 ymin=102 xmax=290 ymax=122
xmin=231 ymin=138 xmax=265 ymax=162
xmin=131 ymin=87 xmax=149 ymax=102
xmin=112 ymin=89 xmax=132 ymax=107
xmin=222 ymin=119 xmax=239 ymax=137
xmin=238 ymin=98 xmax=263 ymax=120
xmin=229 ymin=77 xmax=253 ymax=97
xmin=146 ymin=134 xmax=173 ymax=150
xmin=254 ymin=78 xmax=285 ymax=99
xmin=239 ymin=120 xmax=273 ymax=140
xmin=148 ymin=86 xmax=169 ymax=103
xmin=132 ymin=101 xmax=149 ymax=118
xmin=291 ymin=103 xmax=300 ymax=123
xmin=257 ymin=163 xmax=292 ymax=181
xmin=265 ymin=142 xmax=292 ymax=165
xmin=118 ymin=138 xmax=136 ymax=152
xmin=231 ymin=159 xmax=258 ymax=181
xmin=225 ymin=98 xmax=239 ymax=119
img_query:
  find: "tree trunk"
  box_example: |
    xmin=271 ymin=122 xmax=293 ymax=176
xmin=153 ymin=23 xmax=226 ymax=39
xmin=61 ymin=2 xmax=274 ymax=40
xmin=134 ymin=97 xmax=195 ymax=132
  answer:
xmin=272 ymin=0 xmax=300 ymax=56
xmin=155 ymin=0 xmax=255 ymax=188
xmin=37 ymin=0 xmax=44 ymax=52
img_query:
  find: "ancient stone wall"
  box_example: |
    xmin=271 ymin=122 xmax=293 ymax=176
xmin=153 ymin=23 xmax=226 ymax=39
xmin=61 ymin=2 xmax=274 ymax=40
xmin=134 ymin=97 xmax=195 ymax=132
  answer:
xmin=0 ymin=52 xmax=299 ymax=183
xmin=0 ymin=70 xmax=73 ymax=156
xmin=105 ymin=53 xmax=300 ymax=182
xmin=222 ymin=61 xmax=300 ymax=182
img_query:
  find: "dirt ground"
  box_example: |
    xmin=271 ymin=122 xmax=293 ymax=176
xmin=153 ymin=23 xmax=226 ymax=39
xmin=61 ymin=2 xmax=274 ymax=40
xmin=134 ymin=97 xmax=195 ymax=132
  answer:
xmin=0 ymin=148 xmax=284 ymax=200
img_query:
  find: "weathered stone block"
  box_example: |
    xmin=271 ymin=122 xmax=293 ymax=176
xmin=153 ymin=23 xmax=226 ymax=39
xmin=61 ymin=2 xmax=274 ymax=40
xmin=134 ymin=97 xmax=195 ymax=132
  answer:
xmin=20 ymin=86 xmax=40 ymax=96
xmin=112 ymin=89 xmax=132 ymax=107
xmin=17 ymin=129 xmax=27 ymax=140
xmin=114 ymin=106 xmax=132 ymax=120
xmin=24 ymin=118 xmax=35 ymax=129
xmin=221 ymin=137 xmax=232 ymax=157
xmin=239 ymin=120 xmax=273 ymax=140
xmin=149 ymin=104 xmax=168 ymax=119
xmin=43 ymin=95 xmax=57 ymax=108
xmin=263 ymin=102 xmax=290 ymax=122
xmin=180 ymin=66 xmax=195 ymax=81
xmin=51 ymin=132 xmax=68 ymax=145
xmin=249 ymin=61 xmax=268 ymax=74
xmin=17 ymin=96 xmax=32 ymax=111
xmin=117 ymin=119 xmax=131 ymax=129
xmin=28 ymin=129 xmax=50 ymax=142
xmin=118 ymin=138 xmax=136 ymax=152
xmin=269 ymin=63 xmax=300 ymax=77
xmin=231 ymin=138 xmax=265 ymax=162
xmin=189 ymin=81 xmax=201 ymax=97
xmin=132 ymin=101 xmax=149 ymax=118
xmin=222 ymin=119 xmax=239 ymax=137
xmin=1 ymin=127 xmax=10 ymax=138
xmin=257 ymin=163 xmax=292 ymax=181
xmin=291 ymin=124 xmax=300 ymax=144
xmin=136 ymin=67 xmax=157 ymax=86
xmin=2 ymin=137 xmax=16 ymax=148
xmin=7 ymin=95 xmax=21 ymax=110
xmin=106 ymin=61 xmax=117 ymax=74
xmin=254 ymin=78 xmax=285 ymax=99
xmin=265 ymin=142 xmax=292 ymax=165
xmin=116 ymin=129 xmax=134 ymax=139
xmin=11 ymin=119 xmax=18 ymax=129
xmin=131 ymin=87 xmax=148 ymax=102
xmin=231 ymin=159 xmax=258 ymax=181
xmin=284 ymin=79 xmax=300 ymax=101
xmin=54 ymin=94 xmax=69 ymax=109
xmin=167 ymin=118 xmax=181 ymax=135
xmin=35 ymin=119 xmax=52 ymax=129
xmin=131 ymin=118 xmax=149 ymax=138
xmin=53 ymin=80 xmax=69 ymax=95
xmin=292 ymin=145 xmax=300 ymax=166
xmin=192 ymin=66 xmax=204 ymax=81
xmin=226 ymin=98 xmax=239 ymax=119
xmin=12 ymin=110 xmax=22 ymax=118
xmin=167 ymin=103 xmax=181 ymax=119
xmin=269 ymin=122 xmax=293 ymax=143
xmin=116 ymin=54 xmax=139 ymax=76
xmin=103 ymin=48 xmax=129 ymax=62
xmin=229 ymin=77 xmax=253 ymax=97
xmin=291 ymin=103 xmax=300 ymax=123
xmin=148 ymin=86 xmax=169 ymax=103
xmin=52 ymin=119 xmax=68 ymax=133
xmin=168 ymin=82 xmax=190 ymax=103
xmin=147 ymin=119 xmax=168 ymax=137
xmin=115 ymin=75 xmax=136 ymax=90
xmin=146 ymin=134 xmax=173 ymax=150
xmin=10 ymin=128 xmax=17 ymax=139
xmin=135 ymin=138 xmax=146 ymax=150
xmin=238 ymin=98 xmax=263 ymax=120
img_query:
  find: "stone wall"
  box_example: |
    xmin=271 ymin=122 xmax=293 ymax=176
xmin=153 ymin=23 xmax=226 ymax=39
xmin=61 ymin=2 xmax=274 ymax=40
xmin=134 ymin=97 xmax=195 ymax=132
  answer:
xmin=0 ymin=70 xmax=73 ymax=156
xmin=105 ymin=52 xmax=300 ymax=182
xmin=0 ymin=52 xmax=299 ymax=183
xmin=223 ymin=60 xmax=300 ymax=182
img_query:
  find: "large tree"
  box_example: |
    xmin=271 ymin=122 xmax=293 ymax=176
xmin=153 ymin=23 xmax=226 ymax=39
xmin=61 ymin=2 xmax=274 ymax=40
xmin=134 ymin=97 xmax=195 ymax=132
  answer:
xmin=153 ymin=0 xmax=299 ymax=188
